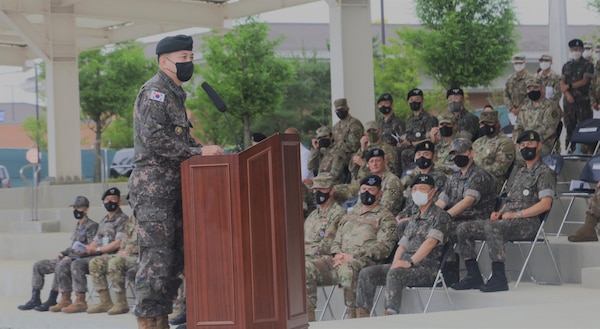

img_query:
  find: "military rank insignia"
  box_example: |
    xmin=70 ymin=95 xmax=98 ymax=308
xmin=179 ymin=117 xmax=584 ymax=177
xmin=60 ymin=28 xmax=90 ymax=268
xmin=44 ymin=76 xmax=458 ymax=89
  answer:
xmin=175 ymin=127 xmax=183 ymax=135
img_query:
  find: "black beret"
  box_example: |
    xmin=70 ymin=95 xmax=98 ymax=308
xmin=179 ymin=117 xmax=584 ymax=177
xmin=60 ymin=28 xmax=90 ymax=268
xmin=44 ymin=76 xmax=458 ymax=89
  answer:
xmin=568 ymin=38 xmax=584 ymax=48
xmin=377 ymin=93 xmax=393 ymax=103
xmin=407 ymin=88 xmax=424 ymax=100
xmin=156 ymin=35 xmax=193 ymax=55
xmin=366 ymin=148 xmax=385 ymax=161
xmin=102 ymin=187 xmax=121 ymax=200
xmin=516 ymin=130 xmax=541 ymax=143
xmin=360 ymin=175 xmax=382 ymax=188
xmin=446 ymin=87 xmax=464 ymax=98
xmin=411 ymin=174 xmax=435 ymax=187
xmin=414 ymin=141 xmax=435 ymax=154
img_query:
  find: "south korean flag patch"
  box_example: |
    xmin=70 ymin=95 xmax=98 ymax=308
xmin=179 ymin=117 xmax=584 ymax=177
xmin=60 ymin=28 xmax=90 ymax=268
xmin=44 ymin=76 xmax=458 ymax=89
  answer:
xmin=151 ymin=90 xmax=165 ymax=103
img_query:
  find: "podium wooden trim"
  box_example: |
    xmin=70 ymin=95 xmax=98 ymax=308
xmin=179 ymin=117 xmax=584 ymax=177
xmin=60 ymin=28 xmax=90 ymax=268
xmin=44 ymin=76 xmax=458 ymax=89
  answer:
xmin=181 ymin=133 xmax=308 ymax=329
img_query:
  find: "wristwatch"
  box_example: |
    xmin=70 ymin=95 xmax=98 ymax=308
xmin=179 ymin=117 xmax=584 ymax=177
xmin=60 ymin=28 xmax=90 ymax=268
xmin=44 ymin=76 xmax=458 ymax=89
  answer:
xmin=409 ymin=259 xmax=415 ymax=268
xmin=96 ymin=246 xmax=101 ymax=254
xmin=516 ymin=211 xmax=522 ymax=219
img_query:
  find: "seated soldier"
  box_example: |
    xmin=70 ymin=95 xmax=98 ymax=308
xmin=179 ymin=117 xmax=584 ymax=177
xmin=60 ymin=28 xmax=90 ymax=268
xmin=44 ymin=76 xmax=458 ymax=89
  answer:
xmin=349 ymin=120 xmax=398 ymax=180
xmin=305 ymin=175 xmax=397 ymax=319
xmin=429 ymin=113 xmax=472 ymax=176
xmin=453 ymin=130 xmax=555 ymax=292
xmin=568 ymin=180 xmax=600 ymax=242
xmin=472 ymin=109 xmax=515 ymax=194
xmin=306 ymin=126 xmax=347 ymax=186
xmin=355 ymin=174 xmax=450 ymax=317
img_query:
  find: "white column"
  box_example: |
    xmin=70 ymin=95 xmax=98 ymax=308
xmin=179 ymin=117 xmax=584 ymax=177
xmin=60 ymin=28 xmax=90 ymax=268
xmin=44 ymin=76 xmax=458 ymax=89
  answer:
xmin=548 ymin=0 xmax=567 ymax=72
xmin=327 ymin=0 xmax=375 ymax=125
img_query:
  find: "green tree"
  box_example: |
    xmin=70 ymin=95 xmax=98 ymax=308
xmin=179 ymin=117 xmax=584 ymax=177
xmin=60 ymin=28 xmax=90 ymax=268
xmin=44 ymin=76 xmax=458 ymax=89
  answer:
xmin=399 ymin=0 xmax=518 ymax=88
xmin=79 ymin=42 xmax=156 ymax=181
xmin=190 ymin=17 xmax=294 ymax=148
xmin=22 ymin=112 xmax=48 ymax=151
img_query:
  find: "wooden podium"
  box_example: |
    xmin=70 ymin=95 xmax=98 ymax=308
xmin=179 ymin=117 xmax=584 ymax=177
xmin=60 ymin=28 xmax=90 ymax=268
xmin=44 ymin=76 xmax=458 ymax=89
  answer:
xmin=181 ymin=133 xmax=308 ymax=329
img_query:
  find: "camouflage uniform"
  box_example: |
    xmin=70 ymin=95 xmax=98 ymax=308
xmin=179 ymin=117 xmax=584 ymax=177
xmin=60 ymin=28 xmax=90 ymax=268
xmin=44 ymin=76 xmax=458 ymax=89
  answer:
xmin=513 ymin=98 xmax=562 ymax=156
xmin=332 ymin=114 xmax=364 ymax=161
xmin=504 ymin=71 xmax=534 ymax=111
xmin=32 ymin=217 xmax=98 ymax=292
xmin=334 ymin=171 xmax=404 ymax=216
xmin=305 ymin=203 xmax=397 ymax=313
xmin=590 ymin=61 xmax=600 ymax=106
xmin=128 ymin=70 xmax=203 ymax=318
xmin=398 ymin=111 xmax=439 ymax=176
xmin=71 ymin=209 xmax=128 ymax=293
xmin=304 ymin=202 xmax=345 ymax=257
xmin=378 ymin=113 xmax=405 ymax=147
xmin=455 ymin=109 xmax=479 ymax=142
xmin=307 ymin=144 xmax=347 ymax=185
xmin=348 ymin=141 xmax=398 ymax=181
xmin=89 ymin=214 xmax=139 ymax=293
xmin=301 ymin=183 xmax=316 ymax=220
xmin=561 ymin=57 xmax=594 ymax=149
xmin=473 ymin=132 xmax=515 ymax=193
xmin=434 ymin=138 xmax=457 ymax=176
xmin=539 ymin=70 xmax=562 ymax=104
xmin=456 ymin=159 xmax=555 ymax=262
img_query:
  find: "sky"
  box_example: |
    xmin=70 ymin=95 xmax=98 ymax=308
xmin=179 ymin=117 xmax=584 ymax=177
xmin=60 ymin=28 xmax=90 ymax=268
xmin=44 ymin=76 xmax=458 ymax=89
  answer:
xmin=1 ymin=0 xmax=600 ymax=105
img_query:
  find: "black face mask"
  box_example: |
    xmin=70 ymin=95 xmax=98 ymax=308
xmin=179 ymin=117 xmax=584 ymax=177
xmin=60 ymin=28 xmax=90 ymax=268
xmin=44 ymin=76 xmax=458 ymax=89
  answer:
xmin=439 ymin=126 xmax=454 ymax=137
xmin=318 ymin=138 xmax=331 ymax=149
xmin=360 ymin=190 xmax=377 ymax=206
xmin=415 ymin=156 xmax=432 ymax=169
xmin=453 ymin=154 xmax=470 ymax=168
xmin=314 ymin=191 xmax=330 ymax=205
xmin=478 ymin=124 xmax=496 ymax=137
xmin=448 ymin=102 xmax=462 ymax=112
xmin=520 ymin=147 xmax=537 ymax=161
xmin=409 ymin=102 xmax=421 ymax=111
xmin=73 ymin=209 xmax=85 ymax=220
xmin=174 ymin=61 xmax=194 ymax=82
xmin=379 ymin=106 xmax=392 ymax=115
xmin=336 ymin=110 xmax=349 ymax=120
xmin=527 ymin=90 xmax=541 ymax=101
xmin=104 ymin=201 xmax=119 ymax=212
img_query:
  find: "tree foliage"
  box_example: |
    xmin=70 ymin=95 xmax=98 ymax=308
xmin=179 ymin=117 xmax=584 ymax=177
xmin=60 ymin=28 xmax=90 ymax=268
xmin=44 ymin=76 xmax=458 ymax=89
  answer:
xmin=190 ymin=17 xmax=294 ymax=148
xmin=22 ymin=112 xmax=48 ymax=151
xmin=399 ymin=0 xmax=518 ymax=88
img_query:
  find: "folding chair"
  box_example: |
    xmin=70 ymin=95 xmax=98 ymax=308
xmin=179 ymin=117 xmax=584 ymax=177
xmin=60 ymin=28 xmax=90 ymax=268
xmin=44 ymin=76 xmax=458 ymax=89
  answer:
xmin=316 ymin=285 xmax=338 ymax=321
xmin=556 ymin=154 xmax=600 ymax=237
xmin=510 ymin=207 xmax=562 ymax=289
xmin=564 ymin=118 xmax=600 ymax=159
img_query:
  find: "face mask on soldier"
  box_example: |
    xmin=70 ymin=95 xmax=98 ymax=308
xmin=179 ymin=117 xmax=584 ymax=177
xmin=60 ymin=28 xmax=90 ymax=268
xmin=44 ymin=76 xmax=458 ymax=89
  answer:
xmin=318 ymin=138 xmax=331 ymax=149
xmin=314 ymin=191 xmax=330 ymax=205
xmin=448 ymin=102 xmax=462 ymax=113
xmin=539 ymin=62 xmax=551 ymax=71
xmin=439 ymin=125 xmax=454 ymax=137
xmin=368 ymin=133 xmax=380 ymax=143
xmin=360 ymin=190 xmax=377 ymax=206
xmin=520 ymin=147 xmax=537 ymax=161
xmin=379 ymin=106 xmax=392 ymax=115
xmin=409 ymin=102 xmax=421 ymax=111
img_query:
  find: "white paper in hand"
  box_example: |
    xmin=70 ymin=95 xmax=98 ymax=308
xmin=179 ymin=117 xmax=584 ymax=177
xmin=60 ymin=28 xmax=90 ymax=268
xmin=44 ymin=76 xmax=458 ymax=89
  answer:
xmin=72 ymin=241 xmax=87 ymax=253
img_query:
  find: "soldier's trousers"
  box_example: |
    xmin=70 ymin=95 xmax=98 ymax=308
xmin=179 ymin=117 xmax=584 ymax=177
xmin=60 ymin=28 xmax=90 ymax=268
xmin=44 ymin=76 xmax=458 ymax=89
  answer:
xmin=305 ymin=255 xmax=365 ymax=311
xmin=56 ymin=256 xmax=74 ymax=293
xmin=587 ymin=188 xmax=600 ymax=218
xmin=457 ymin=217 xmax=539 ymax=262
xmin=563 ymin=98 xmax=592 ymax=150
xmin=71 ymin=256 xmax=94 ymax=293
xmin=90 ymin=254 xmax=137 ymax=293
xmin=132 ymin=195 xmax=184 ymax=318
xmin=31 ymin=258 xmax=60 ymax=291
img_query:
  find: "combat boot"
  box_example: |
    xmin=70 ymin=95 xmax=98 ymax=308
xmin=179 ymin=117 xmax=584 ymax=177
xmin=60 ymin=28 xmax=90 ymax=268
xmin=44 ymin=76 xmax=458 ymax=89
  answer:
xmin=49 ymin=291 xmax=71 ymax=312
xmin=568 ymin=214 xmax=599 ymax=242
xmin=452 ymin=259 xmax=484 ymax=290
xmin=479 ymin=261 xmax=509 ymax=292
xmin=107 ymin=290 xmax=129 ymax=315
xmin=62 ymin=292 xmax=87 ymax=313
xmin=87 ymin=289 xmax=113 ymax=313
xmin=137 ymin=317 xmax=158 ymax=329
xmin=17 ymin=288 xmax=41 ymax=310
xmin=356 ymin=308 xmax=370 ymax=318
xmin=156 ymin=314 xmax=170 ymax=329
xmin=35 ymin=289 xmax=58 ymax=312
xmin=169 ymin=303 xmax=186 ymax=325
xmin=307 ymin=307 xmax=316 ymax=322
xmin=442 ymin=259 xmax=460 ymax=287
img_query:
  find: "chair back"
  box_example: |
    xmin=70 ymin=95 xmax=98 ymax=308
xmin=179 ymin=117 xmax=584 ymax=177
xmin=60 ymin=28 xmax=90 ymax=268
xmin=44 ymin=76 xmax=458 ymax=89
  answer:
xmin=542 ymin=153 xmax=564 ymax=175
xmin=438 ymin=241 xmax=453 ymax=272
xmin=570 ymin=119 xmax=600 ymax=145
xmin=580 ymin=154 xmax=600 ymax=183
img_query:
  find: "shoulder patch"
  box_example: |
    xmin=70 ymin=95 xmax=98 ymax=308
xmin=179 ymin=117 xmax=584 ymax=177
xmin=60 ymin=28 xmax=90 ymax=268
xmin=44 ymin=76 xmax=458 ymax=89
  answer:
xmin=150 ymin=90 xmax=165 ymax=103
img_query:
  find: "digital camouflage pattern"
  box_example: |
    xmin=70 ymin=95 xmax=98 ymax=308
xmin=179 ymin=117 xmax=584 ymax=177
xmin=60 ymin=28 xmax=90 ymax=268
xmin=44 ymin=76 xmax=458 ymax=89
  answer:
xmin=473 ymin=132 xmax=515 ymax=193
xmin=398 ymin=166 xmax=447 ymax=221
xmin=301 ymin=184 xmax=316 ymax=220
xmin=455 ymin=109 xmax=479 ymax=141
xmin=504 ymin=71 xmax=534 ymax=110
xmin=561 ymin=58 xmax=594 ymax=148
xmin=307 ymin=144 xmax=348 ymax=185
xmin=378 ymin=113 xmax=405 ymax=147
xmin=590 ymin=61 xmax=600 ymax=106
xmin=513 ymin=98 xmax=562 ymax=156
xmin=404 ymin=111 xmax=438 ymax=143
xmin=332 ymin=114 xmax=364 ymax=158
xmin=304 ymin=202 xmax=345 ymax=257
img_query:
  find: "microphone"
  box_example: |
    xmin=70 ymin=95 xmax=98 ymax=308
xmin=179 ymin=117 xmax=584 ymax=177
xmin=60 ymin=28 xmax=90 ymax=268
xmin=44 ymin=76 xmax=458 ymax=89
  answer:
xmin=201 ymin=82 xmax=243 ymax=152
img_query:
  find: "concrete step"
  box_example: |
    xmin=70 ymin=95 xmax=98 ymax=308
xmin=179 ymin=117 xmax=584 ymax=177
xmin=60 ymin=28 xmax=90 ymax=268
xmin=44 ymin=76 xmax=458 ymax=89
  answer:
xmin=581 ymin=267 xmax=600 ymax=289
xmin=0 ymin=232 xmax=71 ymax=260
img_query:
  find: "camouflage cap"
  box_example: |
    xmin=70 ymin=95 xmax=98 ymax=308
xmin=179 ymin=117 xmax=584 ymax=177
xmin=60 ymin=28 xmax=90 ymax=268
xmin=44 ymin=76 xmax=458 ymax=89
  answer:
xmin=364 ymin=120 xmax=379 ymax=131
xmin=479 ymin=110 xmax=498 ymax=123
xmin=101 ymin=187 xmax=120 ymax=200
xmin=316 ymin=126 xmax=331 ymax=138
xmin=69 ymin=195 xmax=90 ymax=208
xmin=512 ymin=54 xmax=526 ymax=62
xmin=438 ymin=112 xmax=456 ymax=124
xmin=312 ymin=173 xmax=334 ymax=189
xmin=584 ymin=41 xmax=593 ymax=49
xmin=539 ymin=54 xmax=552 ymax=61
xmin=406 ymin=88 xmax=424 ymax=100
xmin=414 ymin=141 xmax=435 ymax=154
xmin=526 ymin=76 xmax=542 ymax=88
xmin=334 ymin=98 xmax=348 ymax=109
xmin=449 ymin=138 xmax=472 ymax=154
xmin=516 ymin=130 xmax=541 ymax=143
xmin=410 ymin=173 xmax=435 ymax=188
xmin=360 ymin=174 xmax=382 ymax=188
xmin=366 ymin=148 xmax=385 ymax=161
xmin=377 ymin=93 xmax=393 ymax=103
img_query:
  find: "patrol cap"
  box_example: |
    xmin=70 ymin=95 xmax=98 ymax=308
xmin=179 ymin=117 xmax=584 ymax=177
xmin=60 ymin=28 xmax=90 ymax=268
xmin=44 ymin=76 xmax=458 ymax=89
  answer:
xmin=366 ymin=148 xmax=385 ymax=161
xmin=584 ymin=41 xmax=593 ymax=49
xmin=377 ymin=93 xmax=393 ymax=103
xmin=102 ymin=187 xmax=121 ymax=200
xmin=479 ymin=110 xmax=498 ymax=123
xmin=155 ymin=35 xmax=193 ymax=55
xmin=252 ymin=132 xmax=267 ymax=143
xmin=516 ymin=130 xmax=541 ymax=143
xmin=438 ymin=112 xmax=456 ymax=124
xmin=410 ymin=173 xmax=435 ymax=188
xmin=360 ymin=174 xmax=382 ymax=188
xmin=449 ymin=138 xmax=472 ymax=154
xmin=526 ymin=76 xmax=542 ymax=88
xmin=316 ymin=126 xmax=332 ymax=138
xmin=539 ymin=54 xmax=552 ymax=61
xmin=512 ymin=55 xmax=526 ymax=62
xmin=568 ymin=38 xmax=584 ymax=48
xmin=312 ymin=173 xmax=334 ymax=189
xmin=406 ymin=88 xmax=424 ymax=100
xmin=446 ymin=87 xmax=464 ymax=99
xmin=414 ymin=141 xmax=435 ymax=154
xmin=334 ymin=98 xmax=348 ymax=109
xmin=364 ymin=120 xmax=379 ymax=131
xmin=70 ymin=195 xmax=90 ymax=208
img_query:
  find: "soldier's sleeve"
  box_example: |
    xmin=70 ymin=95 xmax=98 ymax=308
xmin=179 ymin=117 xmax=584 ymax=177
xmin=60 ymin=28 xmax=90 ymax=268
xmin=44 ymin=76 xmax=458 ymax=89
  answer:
xmin=358 ymin=210 xmax=397 ymax=261
xmin=551 ymin=76 xmax=563 ymax=104
xmin=585 ymin=61 xmax=595 ymax=80
xmin=591 ymin=78 xmax=598 ymax=104
xmin=489 ymin=138 xmax=515 ymax=178
xmin=512 ymin=110 xmax=524 ymax=143
xmin=340 ymin=120 xmax=364 ymax=154
xmin=541 ymin=103 xmax=562 ymax=144
xmin=380 ymin=177 xmax=404 ymax=216
xmin=395 ymin=118 xmax=405 ymax=136
xmin=469 ymin=114 xmax=480 ymax=139
xmin=329 ymin=148 xmax=348 ymax=183
xmin=536 ymin=166 xmax=556 ymax=200
xmin=307 ymin=148 xmax=320 ymax=173
xmin=318 ymin=205 xmax=345 ymax=255
xmin=330 ymin=215 xmax=347 ymax=255
xmin=86 ymin=221 xmax=99 ymax=244
xmin=428 ymin=209 xmax=450 ymax=243
xmin=348 ymin=148 xmax=364 ymax=178
xmin=425 ymin=115 xmax=439 ymax=137
xmin=332 ymin=183 xmax=352 ymax=203
xmin=114 ymin=213 xmax=129 ymax=241
xmin=504 ymin=79 xmax=514 ymax=109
